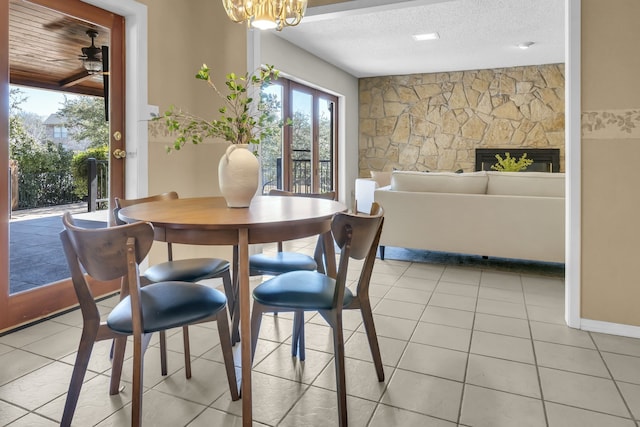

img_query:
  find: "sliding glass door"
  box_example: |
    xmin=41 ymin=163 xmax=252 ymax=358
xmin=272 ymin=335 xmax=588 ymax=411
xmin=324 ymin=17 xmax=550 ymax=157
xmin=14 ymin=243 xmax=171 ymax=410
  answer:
xmin=261 ymin=78 xmax=338 ymax=196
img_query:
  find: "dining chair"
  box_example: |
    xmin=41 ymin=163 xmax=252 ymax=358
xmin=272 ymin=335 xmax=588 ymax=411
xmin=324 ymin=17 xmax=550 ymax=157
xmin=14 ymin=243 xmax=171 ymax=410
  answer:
xmin=250 ymin=204 xmax=385 ymax=426
xmin=114 ymin=191 xmax=238 ymax=374
xmin=59 ymin=212 xmax=239 ymax=427
xmin=241 ymin=189 xmax=336 ymax=359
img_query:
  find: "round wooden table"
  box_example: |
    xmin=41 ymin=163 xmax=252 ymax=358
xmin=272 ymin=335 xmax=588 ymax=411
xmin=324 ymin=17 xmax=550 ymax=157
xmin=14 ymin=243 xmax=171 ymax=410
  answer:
xmin=118 ymin=195 xmax=346 ymax=426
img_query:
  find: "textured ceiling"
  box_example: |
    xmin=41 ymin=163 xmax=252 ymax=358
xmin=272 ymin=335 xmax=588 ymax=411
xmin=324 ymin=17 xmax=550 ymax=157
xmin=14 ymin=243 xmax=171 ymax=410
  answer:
xmin=276 ymin=0 xmax=565 ymax=77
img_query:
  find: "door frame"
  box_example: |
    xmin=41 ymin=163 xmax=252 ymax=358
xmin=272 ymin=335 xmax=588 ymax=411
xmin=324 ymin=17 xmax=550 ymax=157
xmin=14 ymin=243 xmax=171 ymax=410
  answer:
xmin=272 ymin=77 xmax=339 ymax=195
xmin=0 ymin=0 xmax=148 ymax=332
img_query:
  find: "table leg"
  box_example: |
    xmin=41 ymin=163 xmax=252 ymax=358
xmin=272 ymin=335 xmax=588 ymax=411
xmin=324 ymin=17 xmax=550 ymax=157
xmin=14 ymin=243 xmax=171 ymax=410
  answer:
xmin=239 ymin=228 xmax=252 ymax=426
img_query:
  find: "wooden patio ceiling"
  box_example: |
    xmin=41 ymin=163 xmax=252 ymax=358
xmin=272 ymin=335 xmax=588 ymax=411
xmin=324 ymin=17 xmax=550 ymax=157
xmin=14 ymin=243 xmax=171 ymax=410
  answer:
xmin=9 ymin=0 xmax=109 ymax=97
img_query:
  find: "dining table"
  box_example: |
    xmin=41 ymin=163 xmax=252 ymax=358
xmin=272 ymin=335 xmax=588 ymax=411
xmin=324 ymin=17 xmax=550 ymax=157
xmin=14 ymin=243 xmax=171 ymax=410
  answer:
xmin=118 ymin=195 xmax=347 ymax=426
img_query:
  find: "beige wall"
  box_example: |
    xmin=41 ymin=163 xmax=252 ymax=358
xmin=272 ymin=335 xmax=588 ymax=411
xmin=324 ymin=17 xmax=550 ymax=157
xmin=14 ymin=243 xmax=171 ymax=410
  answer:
xmin=143 ymin=0 xmax=246 ymax=197
xmin=359 ymin=64 xmax=565 ymax=176
xmin=581 ymin=0 xmax=640 ymax=325
xmin=140 ymin=0 xmax=246 ymax=262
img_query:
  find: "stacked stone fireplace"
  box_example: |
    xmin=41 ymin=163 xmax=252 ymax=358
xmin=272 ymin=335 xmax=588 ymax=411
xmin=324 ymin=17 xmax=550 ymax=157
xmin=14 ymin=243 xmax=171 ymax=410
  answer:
xmin=359 ymin=63 xmax=565 ymax=176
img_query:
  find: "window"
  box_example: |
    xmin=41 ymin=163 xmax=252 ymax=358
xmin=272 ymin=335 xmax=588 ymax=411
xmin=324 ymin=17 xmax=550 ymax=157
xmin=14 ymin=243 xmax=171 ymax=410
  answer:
xmin=261 ymin=77 xmax=338 ymax=196
xmin=53 ymin=125 xmax=67 ymax=139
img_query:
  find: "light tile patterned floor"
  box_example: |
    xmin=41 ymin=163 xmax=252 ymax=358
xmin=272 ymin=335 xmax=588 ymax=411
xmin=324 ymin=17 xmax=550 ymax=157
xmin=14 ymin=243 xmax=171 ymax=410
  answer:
xmin=1 ymin=238 xmax=640 ymax=426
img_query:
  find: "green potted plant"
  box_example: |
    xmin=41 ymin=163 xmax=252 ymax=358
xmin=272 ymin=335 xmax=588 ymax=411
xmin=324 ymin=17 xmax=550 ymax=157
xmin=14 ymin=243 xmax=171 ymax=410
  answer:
xmin=155 ymin=63 xmax=288 ymax=207
xmin=491 ymin=152 xmax=534 ymax=172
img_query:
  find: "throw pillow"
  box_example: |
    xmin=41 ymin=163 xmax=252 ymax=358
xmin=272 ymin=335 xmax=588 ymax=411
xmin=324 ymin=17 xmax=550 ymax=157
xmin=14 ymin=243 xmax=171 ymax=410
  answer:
xmin=486 ymin=172 xmax=565 ymax=197
xmin=391 ymin=171 xmax=488 ymax=194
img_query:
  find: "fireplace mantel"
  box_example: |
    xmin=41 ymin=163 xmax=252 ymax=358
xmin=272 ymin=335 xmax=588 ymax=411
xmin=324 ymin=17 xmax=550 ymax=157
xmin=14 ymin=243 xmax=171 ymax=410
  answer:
xmin=475 ymin=148 xmax=561 ymax=173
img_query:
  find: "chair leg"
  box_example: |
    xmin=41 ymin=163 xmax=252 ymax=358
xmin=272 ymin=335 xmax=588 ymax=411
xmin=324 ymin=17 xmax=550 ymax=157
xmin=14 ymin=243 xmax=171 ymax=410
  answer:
xmin=330 ymin=311 xmax=348 ymax=427
xmin=216 ymin=309 xmax=240 ymax=401
xmin=314 ymin=236 xmax=326 ymax=274
xmin=250 ymin=303 xmax=265 ymax=364
xmin=61 ymin=328 xmax=98 ymax=427
xmin=379 ymin=245 xmax=385 ymax=260
xmin=109 ymin=336 xmax=127 ymax=395
xmin=132 ymin=333 xmax=144 ymax=427
xmin=222 ymin=270 xmax=241 ymax=345
xmin=291 ymin=311 xmax=306 ymax=361
xmin=182 ymin=326 xmax=192 ymax=379
xmin=159 ymin=331 xmax=168 ymax=376
xmin=291 ymin=311 xmax=301 ymax=358
xmin=232 ymin=245 xmax=239 ymax=292
xmin=298 ymin=320 xmax=307 ymax=361
xmin=231 ymin=301 xmax=241 ymax=346
xmin=299 ymin=316 xmax=306 ymax=362
xmin=359 ymin=300 xmax=384 ymax=381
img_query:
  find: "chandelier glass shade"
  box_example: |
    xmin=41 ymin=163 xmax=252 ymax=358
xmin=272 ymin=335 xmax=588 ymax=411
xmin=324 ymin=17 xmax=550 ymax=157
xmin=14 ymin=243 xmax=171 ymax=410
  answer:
xmin=222 ymin=0 xmax=307 ymax=31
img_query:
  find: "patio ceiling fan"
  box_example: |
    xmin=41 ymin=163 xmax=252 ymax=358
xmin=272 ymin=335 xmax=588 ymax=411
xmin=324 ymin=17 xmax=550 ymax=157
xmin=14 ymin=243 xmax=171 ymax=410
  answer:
xmin=51 ymin=29 xmax=109 ymax=88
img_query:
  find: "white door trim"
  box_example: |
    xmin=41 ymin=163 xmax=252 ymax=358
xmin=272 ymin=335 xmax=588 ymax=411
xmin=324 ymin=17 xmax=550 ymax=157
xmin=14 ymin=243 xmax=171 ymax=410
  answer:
xmin=81 ymin=0 xmax=149 ymax=199
xmin=565 ymin=0 xmax=581 ymax=328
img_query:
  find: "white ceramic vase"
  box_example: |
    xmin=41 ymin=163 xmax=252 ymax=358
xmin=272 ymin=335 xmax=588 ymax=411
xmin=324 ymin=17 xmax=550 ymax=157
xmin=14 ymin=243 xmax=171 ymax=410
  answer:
xmin=218 ymin=144 xmax=259 ymax=208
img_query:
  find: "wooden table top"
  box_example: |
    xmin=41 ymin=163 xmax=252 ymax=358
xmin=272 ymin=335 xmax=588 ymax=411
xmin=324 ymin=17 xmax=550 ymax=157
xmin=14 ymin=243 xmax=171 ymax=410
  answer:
xmin=118 ymin=195 xmax=347 ymax=233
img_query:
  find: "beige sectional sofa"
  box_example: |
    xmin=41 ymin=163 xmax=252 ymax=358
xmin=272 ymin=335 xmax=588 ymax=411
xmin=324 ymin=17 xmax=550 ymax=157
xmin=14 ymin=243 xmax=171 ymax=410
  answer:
xmin=356 ymin=170 xmax=565 ymax=263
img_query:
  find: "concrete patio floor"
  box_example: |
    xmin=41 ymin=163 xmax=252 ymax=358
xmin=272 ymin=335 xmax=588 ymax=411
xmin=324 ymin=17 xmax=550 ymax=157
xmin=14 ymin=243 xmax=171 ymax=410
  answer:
xmin=9 ymin=204 xmax=108 ymax=294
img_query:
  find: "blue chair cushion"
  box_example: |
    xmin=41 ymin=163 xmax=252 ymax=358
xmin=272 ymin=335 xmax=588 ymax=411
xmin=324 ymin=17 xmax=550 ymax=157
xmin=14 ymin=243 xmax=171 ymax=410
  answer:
xmin=249 ymin=252 xmax=317 ymax=276
xmin=107 ymin=282 xmax=227 ymax=334
xmin=252 ymin=270 xmax=354 ymax=310
xmin=144 ymin=258 xmax=229 ymax=282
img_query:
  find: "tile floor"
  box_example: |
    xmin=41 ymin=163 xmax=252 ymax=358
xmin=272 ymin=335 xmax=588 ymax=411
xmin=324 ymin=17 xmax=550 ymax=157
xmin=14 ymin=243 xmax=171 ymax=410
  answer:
xmin=1 ymin=238 xmax=640 ymax=426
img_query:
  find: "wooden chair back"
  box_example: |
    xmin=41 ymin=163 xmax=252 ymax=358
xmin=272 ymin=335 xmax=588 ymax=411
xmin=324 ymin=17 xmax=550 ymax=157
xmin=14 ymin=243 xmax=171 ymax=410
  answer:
xmin=62 ymin=212 xmax=154 ymax=282
xmin=332 ymin=204 xmax=384 ymax=261
xmin=331 ymin=204 xmax=384 ymax=307
xmin=61 ymin=212 xmax=154 ymax=334
xmin=114 ymin=191 xmax=180 ymax=260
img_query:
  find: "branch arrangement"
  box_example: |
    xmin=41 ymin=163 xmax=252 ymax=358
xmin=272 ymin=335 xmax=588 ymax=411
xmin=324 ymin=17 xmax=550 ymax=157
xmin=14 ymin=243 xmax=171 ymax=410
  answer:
xmin=155 ymin=64 xmax=290 ymax=153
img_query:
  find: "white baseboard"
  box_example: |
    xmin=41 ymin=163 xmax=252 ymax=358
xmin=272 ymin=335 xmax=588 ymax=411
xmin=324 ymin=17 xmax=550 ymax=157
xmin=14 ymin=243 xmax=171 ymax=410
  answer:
xmin=580 ymin=318 xmax=640 ymax=339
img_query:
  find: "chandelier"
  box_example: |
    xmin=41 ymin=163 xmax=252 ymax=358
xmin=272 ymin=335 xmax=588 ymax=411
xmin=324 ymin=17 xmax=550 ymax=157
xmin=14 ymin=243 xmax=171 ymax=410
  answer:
xmin=222 ymin=0 xmax=307 ymax=31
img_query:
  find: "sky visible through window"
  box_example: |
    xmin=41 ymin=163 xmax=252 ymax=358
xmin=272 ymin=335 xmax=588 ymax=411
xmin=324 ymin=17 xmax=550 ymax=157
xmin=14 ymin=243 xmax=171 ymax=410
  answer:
xmin=12 ymin=85 xmax=81 ymax=118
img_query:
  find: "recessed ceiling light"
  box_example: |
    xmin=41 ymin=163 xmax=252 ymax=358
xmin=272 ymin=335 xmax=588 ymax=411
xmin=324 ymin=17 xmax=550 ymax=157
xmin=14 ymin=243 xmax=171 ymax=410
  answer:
xmin=412 ymin=32 xmax=440 ymax=41
xmin=517 ymin=41 xmax=535 ymax=50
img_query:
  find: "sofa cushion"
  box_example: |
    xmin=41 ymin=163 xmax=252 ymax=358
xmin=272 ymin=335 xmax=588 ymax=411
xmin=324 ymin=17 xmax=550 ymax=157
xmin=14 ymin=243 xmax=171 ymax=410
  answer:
xmin=391 ymin=171 xmax=488 ymax=194
xmin=486 ymin=171 xmax=565 ymax=197
xmin=370 ymin=171 xmax=392 ymax=187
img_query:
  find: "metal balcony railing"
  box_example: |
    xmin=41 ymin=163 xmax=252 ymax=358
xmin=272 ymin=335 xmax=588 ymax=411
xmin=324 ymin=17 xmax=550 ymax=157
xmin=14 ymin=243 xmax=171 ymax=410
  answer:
xmin=87 ymin=158 xmax=108 ymax=212
xmin=11 ymin=158 xmax=108 ymax=212
xmin=261 ymin=158 xmax=333 ymax=194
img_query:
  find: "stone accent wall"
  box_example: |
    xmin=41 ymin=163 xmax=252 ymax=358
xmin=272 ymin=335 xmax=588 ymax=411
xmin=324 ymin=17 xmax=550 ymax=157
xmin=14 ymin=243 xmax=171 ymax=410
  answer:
xmin=359 ymin=64 xmax=565 ymax=175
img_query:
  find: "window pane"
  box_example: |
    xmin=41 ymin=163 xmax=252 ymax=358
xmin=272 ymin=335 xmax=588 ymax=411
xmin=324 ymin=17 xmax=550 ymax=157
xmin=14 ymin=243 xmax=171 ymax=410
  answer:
xmin=260 ymin=84 xmax=283 ymax=194
xmin=291 ymin=89 xmax=312 ymax=193
xmin=318 ymin=98 xmax=334 ymax=193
